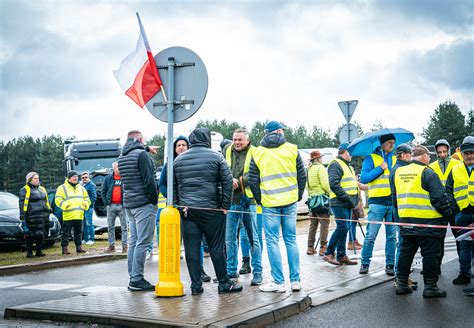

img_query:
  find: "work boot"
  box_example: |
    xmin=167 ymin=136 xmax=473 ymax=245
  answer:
xmin=338 ymin=255 xmax=358 ymax=265
xmin=354 ymin=240 xmax=363 ymax=248
xmin=452 ymin=273 xmax=471 ymax=285
xmin=307 ymin=247 xmax=316 ymax=255
xmin=26 ymin=240 xmax=34 ymax=258
xmin=35 ymin=244 xmax=45 ymax=257
xmin=318 ymin=246 xmax=327 ymax=256
xmin=347 ymin=242 xmax=361 ymax=250
xmin=62 ymin=246 xmax=70 ymax=255
xmin=76 ymin=246 xmax=87 ymax=254
xmin=239 ymin=257 xmax=251 ymax=274
xmin=218 ymin=280 xmax=243 ymax=294
xmin=105 ymin=245 xmax=115 ymax=253
xmin=423 ymin=285 xmax=447 ymax=298
xmin=395 ymin=279 xmax=413 ymax=295
xmin=322 ymin=254 xmax=341 ymax=266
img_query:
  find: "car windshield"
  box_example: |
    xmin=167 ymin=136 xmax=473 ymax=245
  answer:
xmin=75 ymin=158 xmax=117 ymax=173
xmin=0 ymin=193 xmax=19 ymax=211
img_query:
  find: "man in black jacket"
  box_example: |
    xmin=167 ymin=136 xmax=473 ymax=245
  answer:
xmin=393 ymin=145 xmax=451 ymax=298
xmin=118 ymin=130 xmax=158 ymax=292
xmin=322 ymin=143 xmax=358 ymax=266
xmin=174 ymin=128 xmax=242 ymax=295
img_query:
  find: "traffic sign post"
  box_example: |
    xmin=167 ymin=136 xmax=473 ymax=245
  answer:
xmin=145 ymin=47 xmax=208 ymax=297
xmin=339 ymin=123 xmax=360 ymax=144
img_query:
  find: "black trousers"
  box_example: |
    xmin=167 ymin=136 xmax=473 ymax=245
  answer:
xmin=397 ymin=235 xmax=442 ymax=287
xmin=61 ymin=220 xmax=83 ymax=247
xmin=182 ymin=208 xmax=229 ymax=290
xmin=26 ymin=233 xmax=44 ymax=255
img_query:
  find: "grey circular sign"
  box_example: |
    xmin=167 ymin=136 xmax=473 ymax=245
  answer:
xmin=146 ymin=46 xmax=208 ymax=123
xmin=339 ymin=123 xmax=360 ymax=144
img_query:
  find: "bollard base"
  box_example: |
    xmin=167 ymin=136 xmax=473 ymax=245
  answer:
xmin=155 ymin=281 xmax=185 ymax=297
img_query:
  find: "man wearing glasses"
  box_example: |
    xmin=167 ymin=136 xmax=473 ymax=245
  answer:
xmin=81 ymin=172 xmax=97 ymax=245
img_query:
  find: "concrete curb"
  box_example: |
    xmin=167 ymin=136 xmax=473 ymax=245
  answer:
xmin=0 ymin=253 xmax=126 ymax=276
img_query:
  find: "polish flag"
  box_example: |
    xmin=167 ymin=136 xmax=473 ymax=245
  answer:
xmin=113 ymin=13 xmax=164 ymax=108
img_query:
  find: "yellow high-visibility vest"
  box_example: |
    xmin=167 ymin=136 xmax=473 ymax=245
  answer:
xmin=429 ymin=158 xmax=460 ymax=186
xmin=252 ymin=142 xmax=298 ymax=207
xmin=256 ymin=205 xmax=262 ymax=214
xmin=55 ymin=180 xmax=90 ymax=221
xmin=23 ymin=184 xmax=51 ymax=212
xmin=452 ymin=163 xmax=474 ymax=211
xmin=394 ymin=163 xmax=443 ymax=219
xmin=329 ymin=159 xmax=358 ymax=199
xmin=368 ymin=153 xmax=396 ymax=198
xmin=226 ymin=144 xmax=255 ymax=199
xmin=158 ymin=193 xmax=167 ymax=209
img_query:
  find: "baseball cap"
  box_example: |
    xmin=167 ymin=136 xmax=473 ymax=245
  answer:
xmin=396 ymin=143 xmax=412 ymax=155
xmin=264 ymin=121 xmax=287 ymax=134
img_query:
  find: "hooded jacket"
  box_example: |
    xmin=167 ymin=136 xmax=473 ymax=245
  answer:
xmin=118 ymin=138 xmax=157 ymax=209
xmin=159 ymin=135 xmax=190 ymax=198
xmin=248 ymin=132 xmax=306 ymax=206
xmin=173 ymin=128 xmax=233 ymax=210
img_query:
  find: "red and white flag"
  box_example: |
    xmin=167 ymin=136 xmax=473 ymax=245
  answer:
xmin=113 ymin=13 xmax=164 ymax=108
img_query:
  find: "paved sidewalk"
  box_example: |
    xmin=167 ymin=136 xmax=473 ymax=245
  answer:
xmin=4 ymin=226 xmax=412 ymax=327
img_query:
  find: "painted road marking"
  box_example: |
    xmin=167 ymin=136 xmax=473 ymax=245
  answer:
xmin=16 ymin=283 xmax=82 ymax=291
xmin=70 ymin=286 xmax=125 ymax=293
xmin=0 ymin=281 xmax=28 ymax=288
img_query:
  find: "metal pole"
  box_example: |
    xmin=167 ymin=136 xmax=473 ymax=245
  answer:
xmin=166 ymin=57 xmax=175 ymax=206
xmin=346 ymin=102 xmax=350 ymax=142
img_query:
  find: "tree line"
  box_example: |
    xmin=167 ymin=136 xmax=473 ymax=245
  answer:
xmin=1 ymin=101 xmax=472 ymax=194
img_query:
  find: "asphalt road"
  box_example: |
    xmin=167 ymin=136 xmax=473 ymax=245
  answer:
xmin=271 ymin=259 xmax=474 ymax=328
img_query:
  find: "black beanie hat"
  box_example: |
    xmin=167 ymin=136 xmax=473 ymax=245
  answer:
xmin=67 ymin=170 xmax=79 ymax=179
xmin=379 ymin=133 xmax=396 ymax=144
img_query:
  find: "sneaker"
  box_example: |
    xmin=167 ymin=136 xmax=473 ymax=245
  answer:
xmin=85 ymin=240 xmax=94 ymax=245
xmin=291 ymin=281 xmax=301 ymax=291
xmin=385 ymin=265 xmax=395 ymax=276
xmin=322 ymin=254 xmax=341 ymax=266
xmin=259 ymin=282 xmax=286 ymax=293
xmin=307 ymin=247 xmax=316 ymax=255
xmin=423 ymin=286 xmax=447 ymax=298
xmin=105 ymin=245 xmax=115 ymax=253
xmin=463 ymin=286 xmax=474 ymax=296
xmin=128 ymin=279 xmax=155 ymax=292
xmin=318 ymin=246 xmax=327 ymax=257
xmin=251 ymin=272 xmax=263 ymax=286
xmin=359 ymin=265 xmax=369 ymax=274
xmin=338 ymin=255 xmax=357 ymax=265
xmin=453 ymin=273 xmax=471 ymax=285
xmin=201 ymin=272 xmax=211 ymax=283
xmin=191 ymin=287 xmax=204 ymax=295
xmin=145 ymin=251 xmax=152 ymax=261
xmin=218 ymin=280 xmax=243 ymax=294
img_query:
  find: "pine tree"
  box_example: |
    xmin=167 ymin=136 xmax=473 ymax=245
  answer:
xmin=422 ymin=100 xmax=466 ymax=147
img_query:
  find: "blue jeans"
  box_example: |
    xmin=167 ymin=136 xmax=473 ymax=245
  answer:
xmin=455 ymin=212 xmax=473 ymax=275
xmin=263 ymin=203 xmax=299 ymax=284
xmin=148 ymin=208 xmax=163 ymax=252
xmin=83 ymin=208 xmax=94 ymax=242
xmin=348 ymin=216 xmax=358 ymax=242
xmin=241 ymin=211 xmax=263 ymax=257
xmin=325 ymin=207 xmax=351 ymax=260
xmin=395 ymin=227 xmax=403 ymax=274
xmin=126 ymin=204 xmax=157 ymax=282
xmin=226 ymin=204 xmax=262 ymax=275
xmin=361 ymin=204 xmax=396 ymax=266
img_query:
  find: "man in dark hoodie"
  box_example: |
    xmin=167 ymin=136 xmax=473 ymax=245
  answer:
xmin=249 ymin=121 xmax=306 ymax=293
xmin=118 ymin=130 xmax=158 ymax=292
xmin=173 ymin=128 xmax=242 ymax=295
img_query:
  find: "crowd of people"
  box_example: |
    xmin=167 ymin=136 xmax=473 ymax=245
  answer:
xmin=17 ymin=124 xmax=473 ymax=297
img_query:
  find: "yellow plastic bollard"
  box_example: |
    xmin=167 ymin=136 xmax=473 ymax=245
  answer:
xmin=155 ymin=206 xmax=184 ymax=297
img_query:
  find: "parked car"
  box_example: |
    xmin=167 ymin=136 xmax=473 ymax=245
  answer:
xmin=0 ymin=191 xmax=61 ymax=249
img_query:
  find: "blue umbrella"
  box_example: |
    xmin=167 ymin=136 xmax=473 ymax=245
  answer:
xmin=347 ymin=128 xmax=415 ymax=157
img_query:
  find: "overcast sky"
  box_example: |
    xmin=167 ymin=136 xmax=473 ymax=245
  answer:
xmin=1 ymin=0 xmax=473 ymax=144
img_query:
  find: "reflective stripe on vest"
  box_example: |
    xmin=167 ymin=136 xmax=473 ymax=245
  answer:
xmin=368 ymin=153 xmax=396 ymax=198
xmin=55 ymin=180 xmax=89 ymax=221
xmin=394 ymin=163 xmax=443 ymax=219
xmin=252 ymin=142 xmax=298 ymax=207
xmin=329 ymin=159 xmax=358 ymax=199
xmin=452 ymin=163 xmax=474 ymax=211
xmin=226 ymin=144 xmax=255 ymax=198
xmin=158 ymin=193 xmax=167 ymax=209
xmin=429 ymin=158 xmax=460 ymax=186
xmin=23 ymin=185 xmax=50 ymax=212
